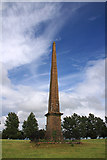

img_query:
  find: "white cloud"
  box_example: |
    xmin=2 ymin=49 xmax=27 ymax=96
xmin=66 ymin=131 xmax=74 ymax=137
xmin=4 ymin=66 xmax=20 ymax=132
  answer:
xmin=1 ymin=3 xmax=63 ymax=70
xmin=88 ymin=16 xmax=97 ymax=21
xmin=0 ymin=116 xmax=6 ymax=130
xmin=2 ymin=84 xmax=48 ymax=112
xmin=75 ymin=59 xmax=105 ymax=97
xmin=0 ymin=62 xmax=11 ymax=86
xmin=60 ymin=58 xmax=105 ymax=120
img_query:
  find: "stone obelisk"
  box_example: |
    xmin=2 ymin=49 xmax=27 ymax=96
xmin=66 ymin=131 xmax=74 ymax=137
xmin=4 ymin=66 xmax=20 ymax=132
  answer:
xmin=45 ymin=42 xmax=63 ymax=141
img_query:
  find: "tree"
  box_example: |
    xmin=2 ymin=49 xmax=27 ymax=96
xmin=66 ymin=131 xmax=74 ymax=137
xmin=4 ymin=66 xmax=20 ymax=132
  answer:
xmin=38 ymin=129 xmax=46 ymax=139
xmin=62 ymin=113 xmax=107 ymax=140
xmin=17 ymin=131 xmax=26 ymax=140
xmin=62 ymin=113 xmax=81 ymax=140
xmin=79 ymin=115 xmax=88 ymax=139
xmin=86 ymin=114 xmax=106 ymax=139
xmin=105 ymin=116 xmax=107 ymax=124
xmin=22 ymin=112 xmax=38 ymax=141
xmin=104 ymin=116 xmax=107 ymax=138
xmin=95 ymin=117 xmax=106 ymax=138
xmin=2 ymin=129 xmax=8 ymax=139
xmin=0 ymin=131 xmax=2 ymax=139
xmin=86 ymin=114 xmax=98 ymax=139
xmin=4 ymin=112 xmax=19 ymax=139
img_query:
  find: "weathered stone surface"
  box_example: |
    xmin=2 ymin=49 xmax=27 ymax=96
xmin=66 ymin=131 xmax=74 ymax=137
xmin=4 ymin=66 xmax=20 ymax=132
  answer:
xmin=45 ymin=42 xmax=63 ymax=141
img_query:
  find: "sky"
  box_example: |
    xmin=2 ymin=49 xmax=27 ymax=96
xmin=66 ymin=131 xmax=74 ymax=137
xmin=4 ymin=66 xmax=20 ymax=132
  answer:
xmin=0 ymin=2 xmax=106 ymax=130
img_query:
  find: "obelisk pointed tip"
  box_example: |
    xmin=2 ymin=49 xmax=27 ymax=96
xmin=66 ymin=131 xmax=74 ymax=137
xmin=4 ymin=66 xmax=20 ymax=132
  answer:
xmin=53 ymin=41 xmax=56 ymax=51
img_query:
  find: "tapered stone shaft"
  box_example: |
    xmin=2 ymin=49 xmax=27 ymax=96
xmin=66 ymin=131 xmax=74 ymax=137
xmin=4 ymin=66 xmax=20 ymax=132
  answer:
xmin=45 ymin=42 xmax=63 ymax=141
xmin=48 ymin=41 xmax=59 ymax=112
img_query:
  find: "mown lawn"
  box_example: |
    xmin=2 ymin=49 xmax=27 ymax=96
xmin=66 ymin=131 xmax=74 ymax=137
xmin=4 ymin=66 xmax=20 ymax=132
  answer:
xmin=1 ymin=139 xmax=106 ymax=158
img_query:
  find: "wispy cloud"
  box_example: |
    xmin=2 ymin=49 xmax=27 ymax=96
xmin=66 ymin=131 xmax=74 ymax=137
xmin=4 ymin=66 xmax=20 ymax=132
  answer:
xmin=1 ymin=3 xmax=63 ymax=70
xmin=88 ymin=15 xmax=100 ymax=21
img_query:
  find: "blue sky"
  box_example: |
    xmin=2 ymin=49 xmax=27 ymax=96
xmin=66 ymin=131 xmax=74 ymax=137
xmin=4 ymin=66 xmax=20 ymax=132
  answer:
xmin=0 ymin=2 xmax=105 ymax=130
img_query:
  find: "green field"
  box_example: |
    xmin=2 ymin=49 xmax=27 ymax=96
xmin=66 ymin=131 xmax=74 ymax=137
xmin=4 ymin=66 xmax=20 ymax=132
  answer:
xmin=1 ymin=139 xmax=106 ymax=158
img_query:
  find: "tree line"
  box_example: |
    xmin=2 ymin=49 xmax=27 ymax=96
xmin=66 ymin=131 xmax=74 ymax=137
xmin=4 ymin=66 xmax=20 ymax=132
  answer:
xmin=62 ymin=113 xmax=107 ymax=140
xmin=1 ymin=112 xmax=107 ymax=141
xmin=2 ymin=112 xmax=46 ymax=141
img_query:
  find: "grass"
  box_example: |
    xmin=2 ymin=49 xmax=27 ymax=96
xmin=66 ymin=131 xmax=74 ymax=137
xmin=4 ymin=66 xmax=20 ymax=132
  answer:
xmin=1 ymin=139 xmax=106 ymax=158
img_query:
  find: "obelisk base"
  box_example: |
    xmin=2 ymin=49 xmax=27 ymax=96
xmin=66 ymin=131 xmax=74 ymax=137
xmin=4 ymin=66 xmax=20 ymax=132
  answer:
xmin=45 ymin=112 xmax=63 ymax=141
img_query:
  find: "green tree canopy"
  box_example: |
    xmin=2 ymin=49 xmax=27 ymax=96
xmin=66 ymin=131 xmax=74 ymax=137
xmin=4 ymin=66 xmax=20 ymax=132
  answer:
xmin=38 ymin=129 xmax=46 ymax=139
xmin=22 ymin=112 xmax=38 ymax=141
xmin=105 ymin=116 xmax=107 ymax=124
xmin=4 ymin=112 xmax=19 ymax=139
xmin=62 ymin=113 xmax=107 ymax=140
xmin=62 ymin=113 xmax=81 ymax=140
xmin=87 ymin=114 xmax=106 ymax=139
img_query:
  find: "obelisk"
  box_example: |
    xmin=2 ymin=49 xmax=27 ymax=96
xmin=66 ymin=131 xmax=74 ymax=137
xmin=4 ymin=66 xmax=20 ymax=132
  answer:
xmin=45 ymin=42 xmax=63 ymax=141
